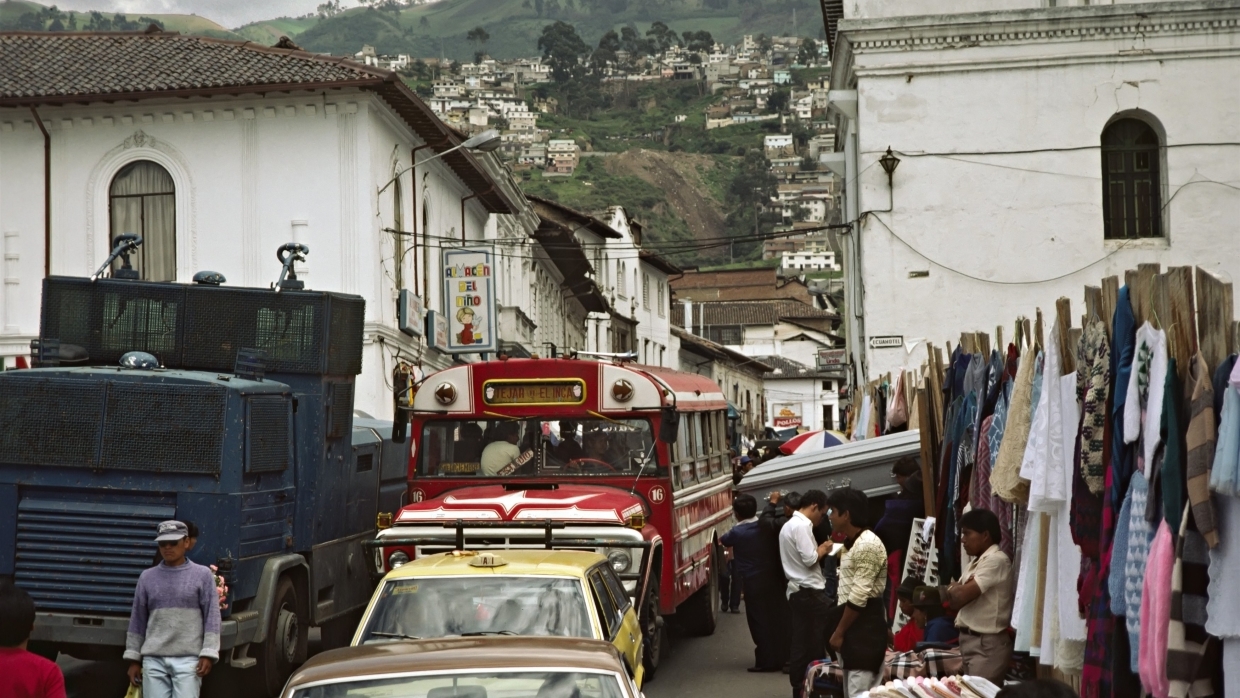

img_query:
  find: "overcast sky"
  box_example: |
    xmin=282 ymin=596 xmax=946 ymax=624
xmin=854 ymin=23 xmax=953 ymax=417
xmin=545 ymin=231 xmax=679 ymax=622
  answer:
xmin=47 ymin=0 xmax=326 ymax=29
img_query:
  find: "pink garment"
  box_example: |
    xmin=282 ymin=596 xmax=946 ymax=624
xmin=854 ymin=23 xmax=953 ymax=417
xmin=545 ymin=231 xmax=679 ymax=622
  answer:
xmin=1140 ymin=521 xmax=1175 ymax=698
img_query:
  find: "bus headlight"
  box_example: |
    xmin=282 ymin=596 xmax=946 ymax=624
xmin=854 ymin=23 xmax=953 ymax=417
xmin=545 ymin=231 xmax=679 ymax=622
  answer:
xmin=607 ymin=550 xmax=632 ymax=573
xmin=388 ymin=550 xmax=410 ymax=569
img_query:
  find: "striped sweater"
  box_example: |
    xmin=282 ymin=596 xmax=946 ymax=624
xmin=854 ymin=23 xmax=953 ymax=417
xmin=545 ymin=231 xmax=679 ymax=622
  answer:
xmin=124 ymin=560 xmax=221 ymax=661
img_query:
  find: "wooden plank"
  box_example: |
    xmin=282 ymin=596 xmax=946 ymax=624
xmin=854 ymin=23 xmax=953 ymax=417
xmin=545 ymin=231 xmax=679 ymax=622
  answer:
xmin=1035 ymin=308 xmax=1045 ymax=351
xmin=1136 ymin=263 xmax=1161 ymax=326
xmin=1084 ymin=286 xmax=1102 ymax=325
xmin=1167 ymin=266 xmax=1197 ymax=380
xmin=1055 ymin=297 xmax=1076 ymax=373
xmin=1101 ymin=276 xmax=1119 ymax=336
xmin=1151 ymin=273 xmax=1169 ymax=332
xmin=1196 ymin=267 xmax=1235 ymax=371
xmin=917 ymin=385 xmax=936 ymax=518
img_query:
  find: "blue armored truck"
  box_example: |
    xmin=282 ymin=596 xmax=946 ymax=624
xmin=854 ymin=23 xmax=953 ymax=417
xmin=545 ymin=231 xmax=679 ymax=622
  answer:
xmin=0 ymin=250 xmax=404 ymax=694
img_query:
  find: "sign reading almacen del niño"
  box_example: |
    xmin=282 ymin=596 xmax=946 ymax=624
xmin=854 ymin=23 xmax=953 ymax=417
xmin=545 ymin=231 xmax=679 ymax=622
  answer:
xmin=442 ymin=247 xmax=497 ymax=354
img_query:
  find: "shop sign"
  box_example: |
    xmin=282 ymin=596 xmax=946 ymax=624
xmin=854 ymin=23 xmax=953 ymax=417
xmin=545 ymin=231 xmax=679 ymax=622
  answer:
xmin=772 ymin=403 xmax=803 ymax=428
xmin=442 ymin=247 xmax=497 ymax=354
xmin=869 ymin=335 xmax=904 ymax=349
xmin=818 ymin=349 xmax=848 ymax=367
xmin=426 ymin=310 xmax=451 ymax=353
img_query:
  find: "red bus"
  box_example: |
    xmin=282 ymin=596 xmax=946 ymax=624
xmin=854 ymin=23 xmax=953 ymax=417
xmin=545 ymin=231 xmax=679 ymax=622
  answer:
xmin=372 ymin=356 xmax=735 ymax=677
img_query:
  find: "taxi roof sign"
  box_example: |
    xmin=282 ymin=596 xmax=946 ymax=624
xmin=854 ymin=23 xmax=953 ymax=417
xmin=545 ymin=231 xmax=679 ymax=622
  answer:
xmin=468 ymin=552 xmax=508 ymax=568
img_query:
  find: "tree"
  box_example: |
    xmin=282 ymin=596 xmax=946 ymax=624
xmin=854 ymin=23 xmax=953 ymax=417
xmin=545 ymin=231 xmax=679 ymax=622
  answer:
xmin=645 ymin=21 xmax=679 ymax=53
xmin=538 ymin=21 xmax=588 ymax=84
xmin=797 ymin=38 xmax=819 ymax=65
xmin=681 ymin=30 xmax=713 ymax=53
xmin=619 ymin=26 xmax=651 ymax=57
xmin=767 ymin=89 xmax=790 ymax=113
xmin=419 ymin=15 xmax=429 ymax=27
xmin=317 ymin=0 xmax=343 ymax=18
xmin=594 ymin=29 xmax=620 ymax=66
xmin=466 ymin=26 xmax=490 ymax=56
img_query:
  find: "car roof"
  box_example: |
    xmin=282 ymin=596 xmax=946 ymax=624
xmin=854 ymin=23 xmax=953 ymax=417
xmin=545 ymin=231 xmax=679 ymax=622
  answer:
xmin=382 ymin=549 xmax=606 ymax=580
xmin=285 ymin=636 xmax=627 ymax=691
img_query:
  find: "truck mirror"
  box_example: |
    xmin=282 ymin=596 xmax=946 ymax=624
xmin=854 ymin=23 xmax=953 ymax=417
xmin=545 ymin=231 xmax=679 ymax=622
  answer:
xmin=658 ymin=407 xmax=679 ymax=444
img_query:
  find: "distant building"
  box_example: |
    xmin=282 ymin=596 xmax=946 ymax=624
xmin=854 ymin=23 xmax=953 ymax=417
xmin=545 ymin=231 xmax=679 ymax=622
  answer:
xmin=545 ymin=139 xmax=579 ymax=176
xmin=773 ymin=69 xmax=792 ymax=84
xmin=674 ymin=327 xmax=771 ymax=437
xmin=756 ymin=354 xmax=844 ymax=433
xmin=781 ymin=250 xmax=839 ymax=273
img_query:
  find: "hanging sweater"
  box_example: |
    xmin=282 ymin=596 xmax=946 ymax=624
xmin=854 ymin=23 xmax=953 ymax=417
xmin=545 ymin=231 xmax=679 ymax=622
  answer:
xmin=1125 ymin=323 xmax=1169 ymax=479
xmin=1139 ymin=521 xmax=1175 ymax=698
xmin=1186 ymin=353 xmax=1218 ymax=548
xmin=994 ymin=345 xmax=1037 ymax=503
xmin=1211 ymin=362 xmax=1240 ymax=497
xmin=1122 ymin=471 xmax=1157 ymax=673
xmin=1166 ymin=503 xmax=1218 ymax=698
xmin=124 ymin=560 xmax=221 ymax=661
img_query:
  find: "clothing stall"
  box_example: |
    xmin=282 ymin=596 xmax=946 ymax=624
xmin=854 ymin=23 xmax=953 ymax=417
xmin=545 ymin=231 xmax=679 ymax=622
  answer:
xmin=910 ymin=264 xmax=1240 ymax=698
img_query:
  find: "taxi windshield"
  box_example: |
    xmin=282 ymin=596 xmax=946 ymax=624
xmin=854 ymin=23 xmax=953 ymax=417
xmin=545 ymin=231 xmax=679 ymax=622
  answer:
xmin=418 ymin=418 xmax=660 ymax=478
xmin=292 ymin=671 xmax=627 ymax=698
xmin=358 ymin=576 xmax=594 ymax=643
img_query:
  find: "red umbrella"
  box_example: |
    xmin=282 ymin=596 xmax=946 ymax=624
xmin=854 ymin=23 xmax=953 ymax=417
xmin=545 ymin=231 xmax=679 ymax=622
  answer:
xmin=778 ymin=429 xmax=849 ymax=455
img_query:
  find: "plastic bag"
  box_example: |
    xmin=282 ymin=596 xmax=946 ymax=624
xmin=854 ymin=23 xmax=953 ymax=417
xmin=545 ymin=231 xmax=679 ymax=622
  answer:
xmin=124 ymin=683 xmax=142 ymax=698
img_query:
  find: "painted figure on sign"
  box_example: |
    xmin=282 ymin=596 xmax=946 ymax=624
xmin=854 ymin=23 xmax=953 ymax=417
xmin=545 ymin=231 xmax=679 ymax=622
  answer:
xmin=456 ymin=306 xmax=482 ymax=346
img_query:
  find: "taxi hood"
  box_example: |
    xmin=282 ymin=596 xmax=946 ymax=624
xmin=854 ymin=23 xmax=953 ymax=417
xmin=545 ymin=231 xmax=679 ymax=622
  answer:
xmin=395 ymin=484 xmax=647 ymax=525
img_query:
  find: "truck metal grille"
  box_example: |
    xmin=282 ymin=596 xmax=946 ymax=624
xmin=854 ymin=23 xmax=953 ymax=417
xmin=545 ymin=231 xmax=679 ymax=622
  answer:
xmin=101 ymin=384 xmax=226 ymax=474
xmin=0 ymin=376 xmax=104 ymax=468
xmin=39 ymin=277 xmax=365 ymax=376
xmin=14 ymin=496 xmax=175 ymax=614
xmin=0 ymin=375 xmax=225 ymax=473
xmin=248 ymin=397 xmax=290 ymax=473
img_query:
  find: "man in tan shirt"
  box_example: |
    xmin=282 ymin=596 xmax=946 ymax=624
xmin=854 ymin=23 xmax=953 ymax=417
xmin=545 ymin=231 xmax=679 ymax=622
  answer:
xmin=945 ymin=508 xmax=1013 ymax=686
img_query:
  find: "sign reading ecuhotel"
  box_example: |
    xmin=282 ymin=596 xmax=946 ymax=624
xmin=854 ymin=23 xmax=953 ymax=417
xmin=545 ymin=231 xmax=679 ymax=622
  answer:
xmin=442 ymin=247 xmax=497 ymax=354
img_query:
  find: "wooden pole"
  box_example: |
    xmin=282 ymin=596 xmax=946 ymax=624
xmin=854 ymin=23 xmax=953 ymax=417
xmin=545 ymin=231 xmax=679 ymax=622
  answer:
xmin=1055 ymin=297 xmax=1076 ymax=374
xmin=1194 ymin=266 xmax=1233 ymax=371
xmin=1166 ymin=266 xmax=1197 ymax=381
xmin=917 ymin=384 xmax=936 ymax=518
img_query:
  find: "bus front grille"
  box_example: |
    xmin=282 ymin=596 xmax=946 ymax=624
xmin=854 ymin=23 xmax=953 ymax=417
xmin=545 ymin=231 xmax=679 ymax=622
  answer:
xmin=14 ymin=496 xmax=175 ymax=614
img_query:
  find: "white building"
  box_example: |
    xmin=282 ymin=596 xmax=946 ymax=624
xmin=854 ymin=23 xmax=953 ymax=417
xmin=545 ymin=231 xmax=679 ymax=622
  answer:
xmin=756 ymin=355 xmax=843 ymax=433
xmin=0 ymin=33 xmax=528 ymax=420
xmin=675 ymin=299 xmax=840 ymax=369
xmin=825 ymin=0 xmax=1240 ymax=381
xmin=781 ymin=250 xmax=839 ymax=273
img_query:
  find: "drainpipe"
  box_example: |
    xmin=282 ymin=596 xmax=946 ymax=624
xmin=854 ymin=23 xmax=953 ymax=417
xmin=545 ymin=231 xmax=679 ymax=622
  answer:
xmin=459 ymin=186 xmax=494 ymax=243
xmin=31 ymin=107 xmax=50 ymax=278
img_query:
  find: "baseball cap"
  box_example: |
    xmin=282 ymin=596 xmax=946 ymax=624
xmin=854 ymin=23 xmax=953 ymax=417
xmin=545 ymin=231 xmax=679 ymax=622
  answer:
xmin=155 ymin=520 xmax=189 ymax=542
xmin=740 ymin=456 xmax=752 ymax=464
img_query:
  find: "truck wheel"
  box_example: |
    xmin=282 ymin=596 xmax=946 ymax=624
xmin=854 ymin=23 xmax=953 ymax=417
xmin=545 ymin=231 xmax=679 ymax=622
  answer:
xmin=257 ymin=577 xmax=308 ymax=696
xmin=676 ymin=546 xmax=718 ymax=637
xmin=641 ymin=576 xmax=666 ymax=680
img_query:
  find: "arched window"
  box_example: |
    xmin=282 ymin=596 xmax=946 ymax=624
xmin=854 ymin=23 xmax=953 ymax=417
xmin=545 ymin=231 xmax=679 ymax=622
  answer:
xmin=109 ymin=161 xmax=176 ymax=281
xmin=1102 ymin=118 xmax=1162 ymax=239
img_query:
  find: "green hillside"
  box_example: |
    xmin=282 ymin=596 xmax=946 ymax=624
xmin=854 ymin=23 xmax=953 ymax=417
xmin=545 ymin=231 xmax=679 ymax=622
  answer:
xmin=0 ymin=0 xmax=241 ymax=38
xmin=293 ymin=0 xmax=822 ymax=60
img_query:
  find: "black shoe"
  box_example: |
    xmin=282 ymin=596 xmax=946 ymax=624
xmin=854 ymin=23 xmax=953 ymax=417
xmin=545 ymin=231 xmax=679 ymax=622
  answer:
xmin=729 ymin=607 xmax=741 ymax=614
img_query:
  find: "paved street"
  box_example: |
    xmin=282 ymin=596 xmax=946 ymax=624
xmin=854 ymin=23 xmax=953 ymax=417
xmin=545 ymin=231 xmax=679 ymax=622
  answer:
xmin=649 ymin=610 xmax=791 ymax=698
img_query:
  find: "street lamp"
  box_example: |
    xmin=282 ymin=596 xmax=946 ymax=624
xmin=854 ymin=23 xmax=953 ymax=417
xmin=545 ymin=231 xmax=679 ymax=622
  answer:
xmin=377 ymin=129 xmax=502 ymax=195
xmin=879 ymin=146 xmax=900 ymax=186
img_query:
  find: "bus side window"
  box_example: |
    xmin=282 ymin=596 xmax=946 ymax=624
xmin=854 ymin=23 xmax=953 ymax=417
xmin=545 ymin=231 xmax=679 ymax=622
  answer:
xmin=677 ymin=415 xmax=695 ymax=487
xmin=708 ymin=410 xmax=723 ymax=475
xmin=692 ymin=413 xmax=707 ymax=482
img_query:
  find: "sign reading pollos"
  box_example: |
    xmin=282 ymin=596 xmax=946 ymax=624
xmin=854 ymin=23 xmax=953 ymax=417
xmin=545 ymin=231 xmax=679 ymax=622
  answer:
xmin=442 ymin=247 xmax=497 ymax=354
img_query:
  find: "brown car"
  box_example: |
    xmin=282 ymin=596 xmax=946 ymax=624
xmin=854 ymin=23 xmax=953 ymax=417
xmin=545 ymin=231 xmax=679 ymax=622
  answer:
xmin=279 ymin=635 xmax=642 ymax=698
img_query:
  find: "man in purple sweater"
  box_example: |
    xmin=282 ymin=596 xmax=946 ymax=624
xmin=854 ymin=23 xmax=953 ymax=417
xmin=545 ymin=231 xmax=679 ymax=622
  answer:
xmin=124 ymin=521 xmax=221 ymax=698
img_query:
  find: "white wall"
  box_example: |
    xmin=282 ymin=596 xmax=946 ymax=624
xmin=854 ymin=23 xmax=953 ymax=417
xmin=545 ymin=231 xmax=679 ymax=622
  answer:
xmin=764 ymin=375 xmax=841 ymax=432
xmin=0 ymin=90 xmax=493 ymax=418
xmin=833 ymin=4 xmax=1240 ymax=380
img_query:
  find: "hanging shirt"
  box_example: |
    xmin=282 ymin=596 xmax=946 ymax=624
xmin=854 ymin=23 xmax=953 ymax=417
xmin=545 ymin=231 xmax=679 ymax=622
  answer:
xmin=1139 ymin=520 xmax=1175 ymax=698
xmin=1125 ymin=322 xmax=1169 ymax=479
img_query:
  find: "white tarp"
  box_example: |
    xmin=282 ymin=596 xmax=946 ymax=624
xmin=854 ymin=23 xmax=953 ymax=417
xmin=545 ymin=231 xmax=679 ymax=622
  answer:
xmin=738 ymin=429 xmax=922 ymax=498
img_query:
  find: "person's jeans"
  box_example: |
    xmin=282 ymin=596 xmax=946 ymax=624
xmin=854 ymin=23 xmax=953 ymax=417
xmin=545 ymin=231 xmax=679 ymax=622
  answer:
xmin=719 ymin=559 xmax=742 ymax=611
xmin=742 ymin=574 xmax=788 ymax=669
xmin=787 ymin=587 xmax=830 ymax=698
xmin=143 ymin=656 xmax=202 ymax=698
xmin=844 ymin=669 xmax=881 ymax=698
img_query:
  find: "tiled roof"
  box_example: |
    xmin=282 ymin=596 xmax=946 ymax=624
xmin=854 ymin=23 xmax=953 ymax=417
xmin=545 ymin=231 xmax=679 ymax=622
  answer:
xmin=670 ymin=268 xmax=814 ymax=304
xmin=673 ymin=300 xmax=836 ymax=327
xmin=0 ymin=31 xmax=516 ymax=214
xmin=753 ymin=354 xmax=837 ymax=379
xmin=0 ymin=32 xmax=382 ymax=101
xmin=672 ymin=327 xmax=772 ymax=374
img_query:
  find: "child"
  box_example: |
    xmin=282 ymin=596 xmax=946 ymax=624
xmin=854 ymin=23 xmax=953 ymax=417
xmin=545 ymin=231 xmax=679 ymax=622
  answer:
xmin=891 ymin=576 xmax=923 ymax=652
xmin=0 ymin=581 xmax=66 ymax=698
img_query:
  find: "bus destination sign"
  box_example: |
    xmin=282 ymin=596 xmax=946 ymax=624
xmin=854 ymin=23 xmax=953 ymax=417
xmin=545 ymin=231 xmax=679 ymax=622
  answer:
xmin=483 ymin=380 xmax=586 ymax=406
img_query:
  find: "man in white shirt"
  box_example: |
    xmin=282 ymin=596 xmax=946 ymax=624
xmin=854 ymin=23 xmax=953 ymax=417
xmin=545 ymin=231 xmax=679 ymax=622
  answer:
xmin=778 ymin=489 xmax=833 ymax=698
xmin=479 ymin=423 xmax=531 ymax=476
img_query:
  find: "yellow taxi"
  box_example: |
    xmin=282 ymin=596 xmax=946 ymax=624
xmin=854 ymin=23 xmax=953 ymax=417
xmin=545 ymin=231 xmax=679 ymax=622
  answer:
xmin=351 ymin=549 xmax=645 ymax=686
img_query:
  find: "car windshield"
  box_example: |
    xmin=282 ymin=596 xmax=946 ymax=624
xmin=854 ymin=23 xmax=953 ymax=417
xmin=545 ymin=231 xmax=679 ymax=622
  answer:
xmin=291 ymin=671 xmax=628 ymax=698
xmin=418 ymin=418 xmax=660 ymax=478
xmin=358 ymin=577 xmax=594 ymax=643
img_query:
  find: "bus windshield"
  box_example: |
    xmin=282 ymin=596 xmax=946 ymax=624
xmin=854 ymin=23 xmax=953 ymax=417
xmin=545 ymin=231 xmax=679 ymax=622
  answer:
xmin=418 ymin=418 xmax=662 ymax=478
